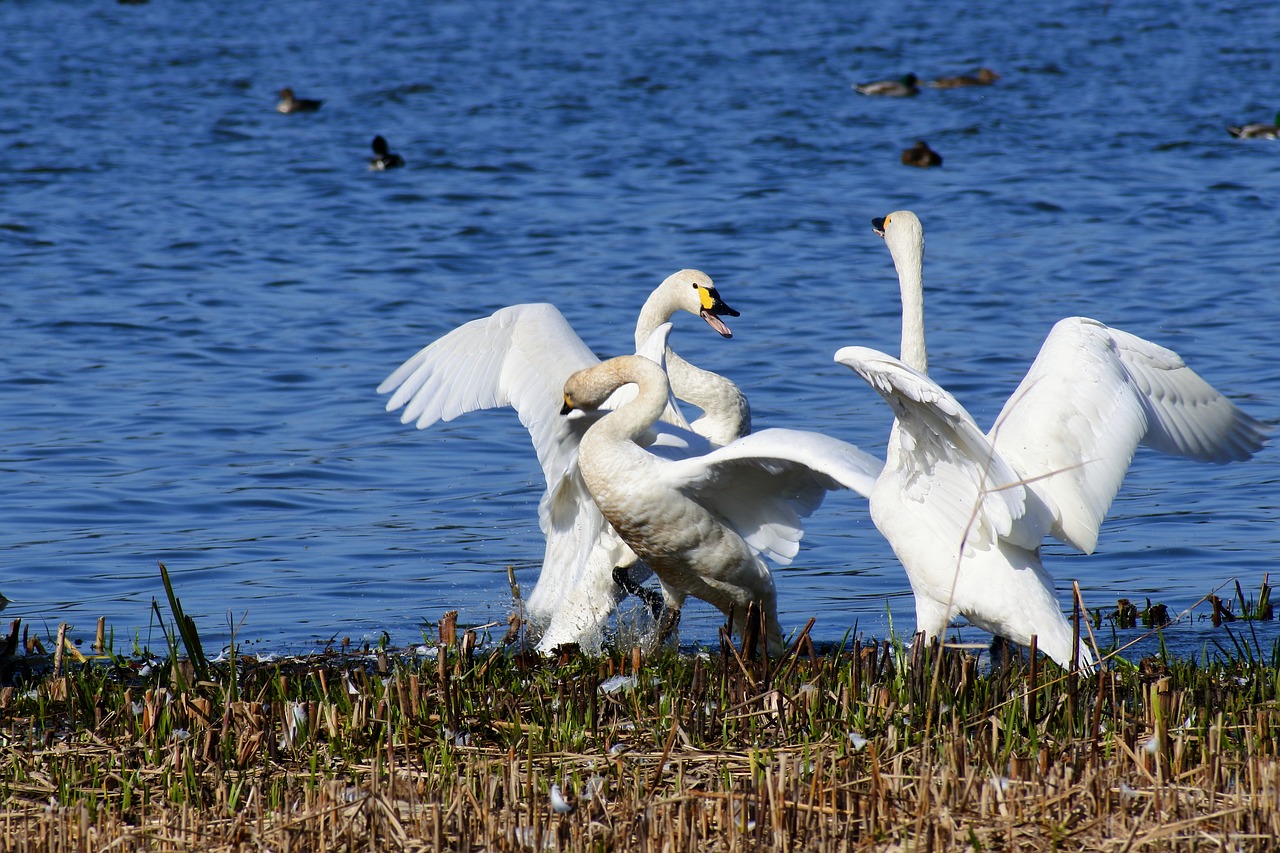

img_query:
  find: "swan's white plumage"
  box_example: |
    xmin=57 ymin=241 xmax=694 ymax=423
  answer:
xmin=841 ymin=209 xmax=1267 ymax=669
xmin=835 ymin=345 xmax=1073 ymax=662
xmin=378 ymin=271 xmax=746 ymax=653
xmin=989 ymin=317 xmax=1266 ymax=554
xmin=850 ymin=349 xmax=1044 ymax=553
xmin=382 ymin=304 xmax=599 ymax=490
xmin=660 ymin=428 xmax=880 ymax=565
xmin=568 ymin=330 xmax=882 ymax=654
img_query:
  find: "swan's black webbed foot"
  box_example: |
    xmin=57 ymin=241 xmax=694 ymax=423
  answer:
xmin=988 ymin=634 xmax=1023 ymax=671
xmin=654 ymin=605 xmax=681 ymax=649
xmin=611 ymin=565 xmax=663 ymax=620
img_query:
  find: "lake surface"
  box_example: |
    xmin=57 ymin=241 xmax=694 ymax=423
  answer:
xmin=3 ymin=0 xmax=1277 ymax=661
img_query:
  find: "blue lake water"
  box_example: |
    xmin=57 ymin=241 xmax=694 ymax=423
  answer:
xmin=2 ymin=0 xmax=1277 ymax=661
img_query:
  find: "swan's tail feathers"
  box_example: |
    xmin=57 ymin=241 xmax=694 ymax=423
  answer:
xmin=531 ymin=534 xmax=636 ymax=656
xmin=1075 ymin=641 xmax=1097 ymax=673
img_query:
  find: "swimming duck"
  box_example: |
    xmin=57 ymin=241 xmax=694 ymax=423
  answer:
xmin=369 ymin=136 xmax=405 ymax=170
xmin=834 ymin=210 xmax=1266 ymax=670
xmin=901 ymin=141 xmax=943 ymax=168
xmin=855 ymin=73 xmax=920 ymax=97
xmin=1227 ymin=111 xmax=1280 ymax=139
xmin=276 ymin=88 xmax=323 ymax=114
xmin=928 ymin=68 xmax=999 ymax=88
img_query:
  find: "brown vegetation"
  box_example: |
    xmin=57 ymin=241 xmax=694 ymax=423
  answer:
xmin=3 ymin=605 xmax=1280 ymax=851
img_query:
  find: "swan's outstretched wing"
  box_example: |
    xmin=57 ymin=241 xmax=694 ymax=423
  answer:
xmin=655 ymin=426 xmax=882 ymax=566
xmin=989 ymin=317 xmax=1269 ymax=554
xmin=526 ymin=473 xmax=634 ymax=647
xmin=834 ymin=346 xmax=1047 ymax=554
xmin=381 ymin=305 xmax=697 ymax=506
xmin=379 ymin=303 xmax=599 ymax=492
xmin=381 ymin=309 xmax=717 ymax=646
xmin=380 ymin=304 xmax=613 ymax=628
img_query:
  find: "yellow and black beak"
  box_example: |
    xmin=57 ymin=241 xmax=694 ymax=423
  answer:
xmin=559 ymin=394 xmax=575 ymax=416
xmin=871 ymin=216 xmax=888 ymax=237
xmin=698 ymin=286 xmax=739 ymax=338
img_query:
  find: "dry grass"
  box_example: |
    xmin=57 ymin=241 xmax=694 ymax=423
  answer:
xmin=3 ymin=610 xmax=1280 ymax=852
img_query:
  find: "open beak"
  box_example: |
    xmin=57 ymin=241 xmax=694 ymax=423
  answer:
xmin=871 ymin=217 xmax=887 ymax=237
xmin=699 ymin=287 xmax=740 ymax=338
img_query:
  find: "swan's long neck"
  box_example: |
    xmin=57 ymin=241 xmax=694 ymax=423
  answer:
xmin=633 ymin=283 xmax=689 ymax=352
xmin=591 ymin=356 xmax=671 ymax=446
xmin=892 ymin=233 xmax=928 ymax=375
xmin=634 ymin=291 xmax=750 ymax=445
xmin=665 ymin=351 xmax=750 ymax=445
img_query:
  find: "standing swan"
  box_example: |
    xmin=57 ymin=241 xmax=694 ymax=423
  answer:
xmin=564 ymin=328 xmax=881 ymax=655
xmin=378 ymin=270 xmax=748 ymax=652
xmin=835 ymin=210 xmax=1267 ymax=669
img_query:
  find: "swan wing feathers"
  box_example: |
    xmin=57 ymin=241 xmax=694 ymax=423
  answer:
xmin=1103 ymin=323 xmax=1268 ymax=463
xmin=541 ymin=467 xmax=611 ymax=583
xmin=378 ymin=303 xmax=600 ymax=506
xmin=645 ymin=424 xmax=716 ymax=459
xmin=834 ymin=346 xmax=1044 ymax=553
xmin=527 ymin=468 xmax=642 ymax=644
xmin=379 ymin=303 xmax=593 ymax=421
xmin=989 ymin=318 xmax=1267 ymax=554
xmin=657 ymin=428 xmax=881 ymax=565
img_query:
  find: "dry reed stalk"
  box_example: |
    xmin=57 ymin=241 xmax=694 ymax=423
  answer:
xmin=4 ymin=617 xmax=1280 ymax=851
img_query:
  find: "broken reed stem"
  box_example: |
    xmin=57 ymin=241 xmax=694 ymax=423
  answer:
xmin=52 ymin=623 xmax=68 ymax=678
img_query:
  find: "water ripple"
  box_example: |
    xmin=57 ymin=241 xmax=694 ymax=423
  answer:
xmin=0 ymin=0 xmax=1276 ymax=658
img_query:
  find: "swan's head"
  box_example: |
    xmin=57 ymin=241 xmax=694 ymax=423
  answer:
xmin=561 ymin=355 xmax=666 ymax=416
xmin=561 ymin=359 xmax=630 ymax=415
xmin=871 ymin=210 xmax=924 ymax=260
xmin=560 ymin=379 xmax=604 ymax=416
xmin=661 ymin=269 xmax=740 ymax=338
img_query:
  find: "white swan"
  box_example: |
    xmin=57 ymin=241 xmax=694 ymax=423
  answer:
xmin=378 ymin=269 xmax=749 ymax=652
xmin=835 ymin=210 xmax=1267 ymax=669
xmin=564 ymin=327 xmax=882 ymax=655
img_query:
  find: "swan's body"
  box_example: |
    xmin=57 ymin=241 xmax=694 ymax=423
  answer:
xmin=1227 ymin=112 xmax=1280 ymax=139
xmin=564 ymin=337 xmax=881 ymax=654
xmin=369 ymin=136 xmax=405 ymax=170
xmin=378 ymin=270 xmax=748 ymax=652
xmin=855 ymin=73 xmax=919 ymax=97
xmin=837 ymin=210 xmax=1267 ymax=669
